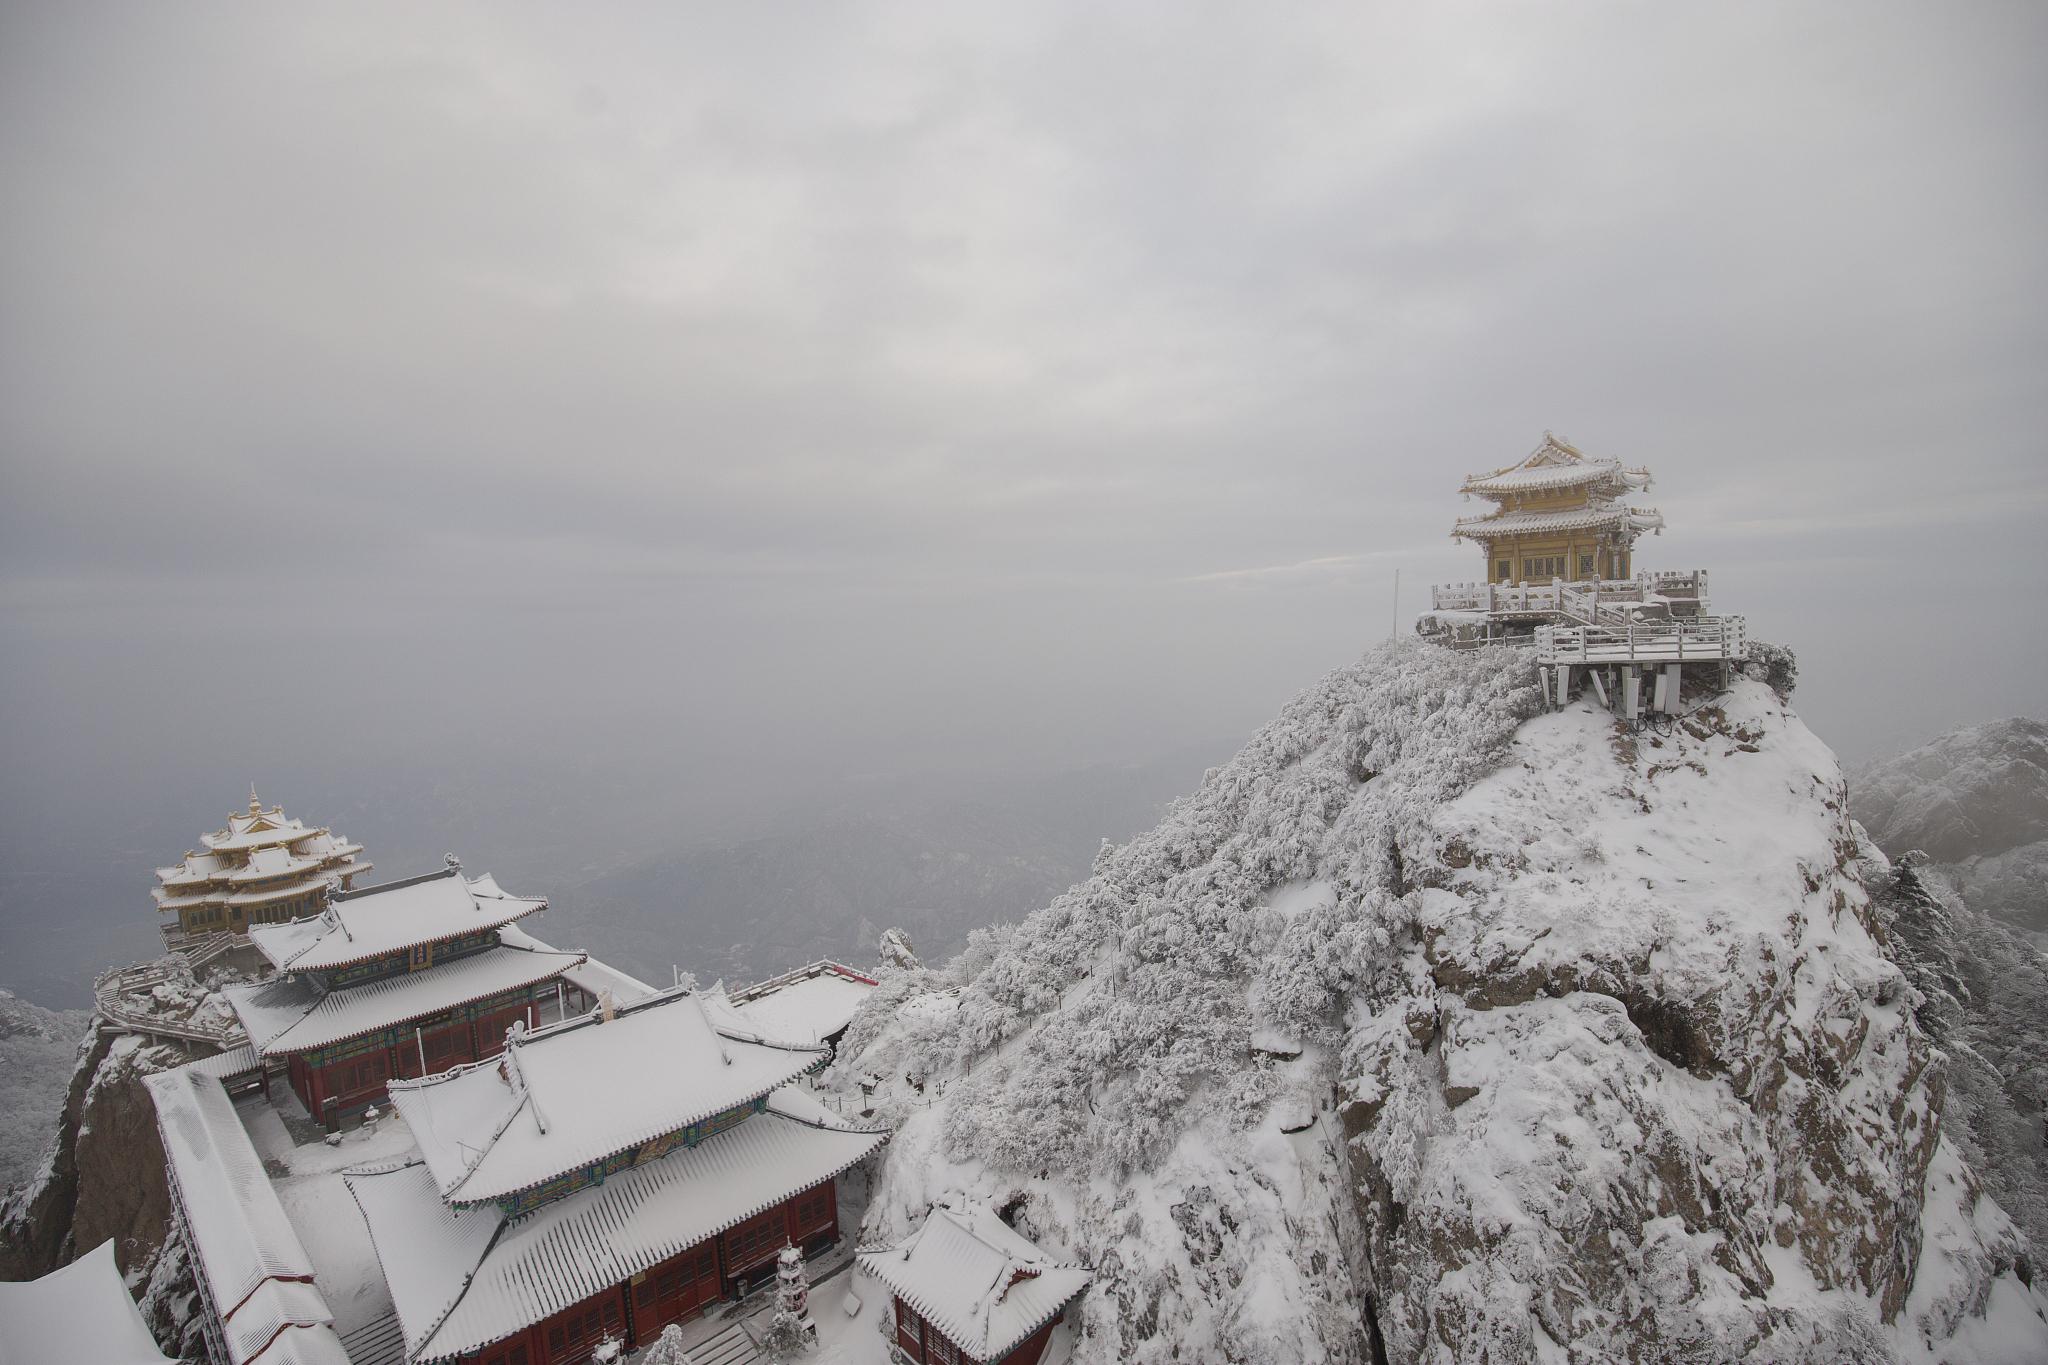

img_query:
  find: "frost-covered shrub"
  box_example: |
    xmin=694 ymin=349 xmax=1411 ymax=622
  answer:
xmin=933 ymin=642 xmax=1541 ymax=1176
xmin=634 ymin=1325 xmax=689 ymax=1365
xmin=1743 ymin=639 xmax=1799 ymax=700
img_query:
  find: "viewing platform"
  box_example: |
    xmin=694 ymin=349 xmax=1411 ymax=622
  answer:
xmin=1428 ymin=569 xmax=1711 ymax=627
xmin=1418 ymin=435 xmax=1749 ymax=720
xmin=1420 ymin=570 xmax=1742 ymax=663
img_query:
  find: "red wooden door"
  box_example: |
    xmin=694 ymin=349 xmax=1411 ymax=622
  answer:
xmin=539 ymin=1288 xmax=624 ymax=1365
xmin=720 ymin=1203 xmax=792 ymax=1288
xmin=630 ymin=1241 xmax=720 ymax=1339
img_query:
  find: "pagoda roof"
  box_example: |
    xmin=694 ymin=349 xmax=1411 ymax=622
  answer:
xmin=158 ymin=852 xmax=228 ymax=886
xmin=0 ymin=1240 xmax=176 ymax=1365
xmin=1452 ymin=502 xmax=1665 ymax=541
xmin=199 ymin=797 xmax=336 ymax=855
xmin=347 ymin=1087 xmax=887 ymax=1362
xmin=159 ymin=834 xmax=366 ymax=889
xmin=246 ymin=864 xmax=544 ymax=972
xmin=224 ymin=875 xmax=345 ymax=907
xmin=224 ymin=942 xmax=584 ymax=1056
xmin=1458 ymin=432 xmax=1652 ymax=499
xmin=387 ymin=986 xmax=828 ymax=1205
xmin=154 ymin=863 xmax=372 ymax=913
xmin=142 ymin=1067 xmax=353 ymax=1365
xmin=858 ymin=1204 xmax=1092 ymax=1363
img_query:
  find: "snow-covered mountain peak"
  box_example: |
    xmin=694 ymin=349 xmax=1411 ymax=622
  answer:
xmin=839 ymin=643 xmax=2048 ymax=1364
xmin=1854 ymin=717 xmax=2048 ymax=866
xmin=1853 ymin=717 xmax=2048 ymax=941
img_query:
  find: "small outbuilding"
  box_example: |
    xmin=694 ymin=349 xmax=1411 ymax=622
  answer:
xmin=859 ymin=1204 xmax=1091 ymax=1365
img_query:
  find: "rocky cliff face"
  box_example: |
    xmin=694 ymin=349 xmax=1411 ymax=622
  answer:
xmin=2 ymin=946 xmax=259 ymax=1299
xmin=0 ymin=988 xmax=95 ymax=1194
xmin=837 ymin=644 xmax=2048 ymax=1364
xmin=1874 ymin=852 xmax=2048 ymax=1260
xmin=0 ymin=1028 xmax=181 ymax=1287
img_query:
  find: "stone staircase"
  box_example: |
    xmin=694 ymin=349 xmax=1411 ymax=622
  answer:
xmin=684 ymin=1322 xmax=763 ymax=1365
xmin=340 ymin=1312 xmax=406 ymax=1365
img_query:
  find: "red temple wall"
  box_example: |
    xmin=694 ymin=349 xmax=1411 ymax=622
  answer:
xmin=284 ymin=991 xmax=544 ymax=1121
xmin=453 ymin=1180 xmax=845 ymax=1365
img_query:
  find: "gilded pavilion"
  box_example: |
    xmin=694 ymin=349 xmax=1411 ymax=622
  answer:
xmin=153 ymin=793 xmax=370 ymax=948
xmin=1452 ymin=431 xmax=1663 ymax=584
xmin=1421 ymin=432 xmax=1746 ymax=719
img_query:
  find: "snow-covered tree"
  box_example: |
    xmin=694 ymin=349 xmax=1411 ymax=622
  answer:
xmin=878 ymin=926 xmax=921 ymax=971
xmin=634 ymin=1324 xmax=689 ymax=1365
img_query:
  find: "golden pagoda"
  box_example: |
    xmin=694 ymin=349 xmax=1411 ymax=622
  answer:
xmin=152 ymin=791 xmax=370 ymax=948
xmin=1452 ymin=432 xmax=1663 ymax=585
xmin=1421 ymin=432 xmax=1746 ymax=720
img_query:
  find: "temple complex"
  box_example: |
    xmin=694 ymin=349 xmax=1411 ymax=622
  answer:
xmin=859 ymin=1205 xmax=1092 ymax=1365
xmin=222 ymin=859 xmax=581 ymax=1123
xmin=154 ymin=793 xmax=370 ymax=950
xmin=1419 ymin=433 xmax=1747 ymax=719
xmin=350 ymin=987 xmax=886 ymax=1363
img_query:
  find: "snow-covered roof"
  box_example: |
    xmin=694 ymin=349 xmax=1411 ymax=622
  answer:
xmin=228 ymin=1322 xmax=353 ymax=1365
xmin=246 ymin=864 xmax=545 ymax=972
xmin=1451 ymin=503 xmax=1665 ymax=541
xmin=185 ymin=1041 xmax=263 ymax=1081
xmin=224 ymin=942 xmax=584 ymax=1055
xmin=142 ymin=1067 xmax=352 ymax=1365
xmin=389 ymin=986 xmax=829 ymax=1204
xmin=0 ymin=1239 xmax=175 ymax=1365
xmin=724 ymin=961 xmax=879 ymax=1045
xmin=203 ymin=820 xmax=322 ymax=854
xmin=222 ymin=874 xmax=344 ymax=907
xmin=858 ymin=1205 xmax=1092 ymax=1362
xmin=495 ymin=922 xmax=659 ymax=1004
xmin=1459 ymin=434 xmax=1652 ymax=499
xmin=158 ymin=852 xmax=226 ymax=886
xmin=348 ymin=1088 xmax=888 ymax=1362
xmin=155 ymin=798 xmax=368 ymax=915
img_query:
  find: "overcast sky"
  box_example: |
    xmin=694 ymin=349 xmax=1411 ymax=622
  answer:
xmin=3 ymin=3 xmax=2045 ymax=954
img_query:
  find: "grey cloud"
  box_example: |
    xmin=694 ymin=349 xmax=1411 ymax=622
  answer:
xmin=2 ymin=1 xmax=2044 ymax=991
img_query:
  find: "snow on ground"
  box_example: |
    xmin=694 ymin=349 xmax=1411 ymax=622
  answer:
xmin=245 ymin=1093 xmax=418 ymax=1336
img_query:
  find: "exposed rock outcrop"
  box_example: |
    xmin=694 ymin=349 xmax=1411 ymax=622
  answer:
xmin=0 ymin=1028 xmax=181 ymax=1286
xmin=1875 ymin=851 xmax=2048 ymax=1258
xmin=0 ymin=989 xmax=96 ymax=1195
xmin=0 ymin=1023 xmax=116 ymax=1282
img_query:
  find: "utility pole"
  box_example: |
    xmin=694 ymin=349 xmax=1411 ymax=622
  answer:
xmin=1391 ymin=568 xmax=1401 ymax=640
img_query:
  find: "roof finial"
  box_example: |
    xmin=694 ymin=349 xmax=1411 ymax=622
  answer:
xmin=445 ymin=852 xmax=463 ymax=873
xmin=250 ymin=783 xmax=262 ymax=813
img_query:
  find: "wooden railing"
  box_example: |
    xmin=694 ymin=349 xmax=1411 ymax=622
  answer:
xmin=1431 ymin=571 xmax=1711 ymax=626
xmin=1534 ymin=615 xmax=1746 ymax=665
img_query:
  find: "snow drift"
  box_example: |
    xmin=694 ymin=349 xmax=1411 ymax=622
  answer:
xmin=833 ymin=642 xmax=2048 ymax=1364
